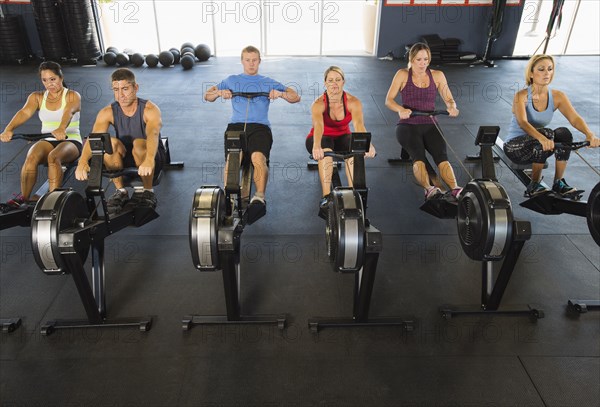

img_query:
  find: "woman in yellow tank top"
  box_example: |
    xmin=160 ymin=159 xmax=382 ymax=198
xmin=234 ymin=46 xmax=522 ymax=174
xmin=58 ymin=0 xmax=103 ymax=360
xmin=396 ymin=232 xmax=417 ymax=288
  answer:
xmin=0 ymin=61 xmax=82 ymax=207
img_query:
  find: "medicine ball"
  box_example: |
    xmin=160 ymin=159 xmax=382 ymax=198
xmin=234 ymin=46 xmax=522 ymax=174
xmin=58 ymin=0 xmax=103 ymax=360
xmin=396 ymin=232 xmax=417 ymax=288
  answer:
xmin=181 ymin=42 xmax=195 ymax=52
xmin=131 ymin=53 xmax=145 ymax=67
xmin=145 ymin=54 xmax=159 ymax=68
xmin=159 ymin=50 xmax=174 ymax=67
xmin=181 ymin=54 xmax=195 ymax=70
xmin=181 ymin=46 xmax=195 ymax=57
xmin=170 ymin=49 xmax=181 ymax=64
xmin=115 ymin=53 xmax=130 ymax=66
xmin=106 ymin=46 xmax=119 ymax=54
xmin=103 ymin=52 xmax=117 ymax=66
xmin=195 ymin=44 xmax=211 ymax=62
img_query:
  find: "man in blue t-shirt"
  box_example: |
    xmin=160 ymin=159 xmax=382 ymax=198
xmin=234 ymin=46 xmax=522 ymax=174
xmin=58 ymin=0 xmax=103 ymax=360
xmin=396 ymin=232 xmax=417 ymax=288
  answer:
xmin=204 ymin=45 xmax=300 ymax=224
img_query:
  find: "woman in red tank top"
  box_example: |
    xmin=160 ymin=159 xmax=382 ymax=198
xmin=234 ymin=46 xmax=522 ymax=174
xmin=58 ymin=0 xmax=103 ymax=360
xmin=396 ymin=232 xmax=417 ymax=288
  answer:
xmin=307 ymin=66 xmax=376 ymax=210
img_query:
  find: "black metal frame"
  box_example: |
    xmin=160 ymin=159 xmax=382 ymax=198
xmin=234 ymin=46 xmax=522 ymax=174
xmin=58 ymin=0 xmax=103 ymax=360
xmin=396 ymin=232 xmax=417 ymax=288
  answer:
xmin=184 ymin=130 xmax=286 ymax=331
xmin=471 ymin=127 xmax=600 ymax=314
xmin=308 ymin=133 xmax=414 ymax=332
xmin=162 ymin=137 xmax=184 ymax=169
xmin=0 ymin=318 xmax=21 ymax=333
xmin=441 ymin=126 xmax=544 ymax=320
xmin=1 ymin=157 xmax=77 ymax=232
xmin=0 ymin=205 xmax=33 ymax=230
xmin=567 ymin=300 xmax=600 ymax=313
xmin=36 ymin=133 xmax=160 ymax=335
xmin=0 ymin=135 xmax=78 ymax=332
xmin=440 ymin=223 xmax=543 ymax=320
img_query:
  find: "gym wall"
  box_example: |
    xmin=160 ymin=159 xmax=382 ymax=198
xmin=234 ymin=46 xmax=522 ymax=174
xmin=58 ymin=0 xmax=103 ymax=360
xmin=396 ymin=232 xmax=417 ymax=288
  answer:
xmin=4 ymin=1 xmax=524 ymax=61
xmin=376 ymin=3 xmax=526 ymax=59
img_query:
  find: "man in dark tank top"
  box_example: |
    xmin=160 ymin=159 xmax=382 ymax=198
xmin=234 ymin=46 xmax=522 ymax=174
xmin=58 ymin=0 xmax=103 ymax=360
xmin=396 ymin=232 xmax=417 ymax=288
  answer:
xmin=75 ymin=68 xmax=165 ymax=213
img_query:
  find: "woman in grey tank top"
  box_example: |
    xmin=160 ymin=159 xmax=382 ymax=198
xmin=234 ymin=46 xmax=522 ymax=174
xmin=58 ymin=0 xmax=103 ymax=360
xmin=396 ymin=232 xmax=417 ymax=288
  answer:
xmin=504 ymin=54 xmax=599 ymax=197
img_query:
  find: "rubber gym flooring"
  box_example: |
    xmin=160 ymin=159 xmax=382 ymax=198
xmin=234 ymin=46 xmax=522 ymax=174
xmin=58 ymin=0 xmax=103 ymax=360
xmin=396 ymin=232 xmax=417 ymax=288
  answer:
xmin=1 ymin=55 xmax=599 ymax=407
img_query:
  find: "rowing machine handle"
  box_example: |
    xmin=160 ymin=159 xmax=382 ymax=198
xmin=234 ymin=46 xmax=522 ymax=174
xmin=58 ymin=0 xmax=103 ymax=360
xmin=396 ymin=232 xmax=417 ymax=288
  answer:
xmin=11 ymin=133 xmax=53 ymax=141
xmin=311 ymin=151 xmax=374 ymax=161
xmin=554 ymin=141 xmax=590 ymax=150
xmin=102 ymin=168 xmax=141 ymax=179
xmin=409 ymin=110 xmax=450 ymax=117
xmin=230 ymin=92 xmax=271 ymax=98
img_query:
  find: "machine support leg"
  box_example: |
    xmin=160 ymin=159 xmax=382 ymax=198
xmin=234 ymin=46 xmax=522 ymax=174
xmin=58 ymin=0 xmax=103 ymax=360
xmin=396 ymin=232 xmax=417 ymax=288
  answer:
xmin=354 ymin=253 xmax=379 ymax=322
xmin=91 ymin=242 xmax=106 ymax=318
xmin=221 ymin=251 xmax=241 ymax=321
xmin=65 ymin=252 xmax=103 ymax=324
xmin=487 ymin=240 xmax=525 ymax=310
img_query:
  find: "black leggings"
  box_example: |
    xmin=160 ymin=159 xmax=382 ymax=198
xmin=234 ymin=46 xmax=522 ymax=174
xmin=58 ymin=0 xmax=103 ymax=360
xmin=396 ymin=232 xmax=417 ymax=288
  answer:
xmin=503 ymin=127 xmax=572 ymax=165
xmin=395 ymin=124 xmax=448 ymax=165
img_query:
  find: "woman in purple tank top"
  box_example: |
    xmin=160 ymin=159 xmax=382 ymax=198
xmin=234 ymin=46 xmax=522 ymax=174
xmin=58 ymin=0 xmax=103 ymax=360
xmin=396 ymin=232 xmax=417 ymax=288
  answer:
xmin=385 ymin=43 xmax=462 ymax=201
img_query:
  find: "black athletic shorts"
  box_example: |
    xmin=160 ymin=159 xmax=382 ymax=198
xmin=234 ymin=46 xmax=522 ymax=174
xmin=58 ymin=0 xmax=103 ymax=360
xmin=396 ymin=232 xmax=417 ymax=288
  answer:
xmin=305 ymin=134 xmax=352 ymax=154
xmin=118 ymin=136 xmax=166 ymax=182
xmin=226 ymin=123 xmax=273 ymax=162
xmin=39 ymin=139 xmax=83 ymax=155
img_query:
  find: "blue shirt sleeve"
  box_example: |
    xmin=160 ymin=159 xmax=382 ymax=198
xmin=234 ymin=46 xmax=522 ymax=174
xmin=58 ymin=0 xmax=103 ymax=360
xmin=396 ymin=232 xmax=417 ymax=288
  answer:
xmin=216 ymin=76 xmax=232 ymax=91
xmin=267 ymin=78 xmax=287 ymax=93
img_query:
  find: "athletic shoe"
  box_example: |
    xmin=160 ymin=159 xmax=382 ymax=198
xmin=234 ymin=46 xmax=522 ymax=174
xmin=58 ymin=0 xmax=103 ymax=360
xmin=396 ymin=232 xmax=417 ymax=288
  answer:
xmin=246 ymin=195 xmax=266 ymax=225
xmin=318 ymin=194 xmax=332 ymax=220
xmin=5 ymin=193 xmax=26 ymax=209
xmin=106 ymin=189 xmax=129 ymax=214
xmin=525 ymin=180 xmax=547 ymax=197
xmin=450 ymin=187 xmax=463 ymax=199
xmin=319 ymin=194 xmax=332 ymax=210
xmin=425 ymin=186 xmax=443 ymax=201
xmin=552 ymin=178 xmax=577 ymax=196
xmin=131 ymin=190 xmax=157 ymax=209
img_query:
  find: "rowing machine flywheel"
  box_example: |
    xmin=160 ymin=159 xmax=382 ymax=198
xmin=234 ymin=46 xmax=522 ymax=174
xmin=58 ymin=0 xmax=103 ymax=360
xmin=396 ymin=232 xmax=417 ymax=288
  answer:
xmin=457 ymin=180 xmax=513 ymax=261
xmin=587 ymin=181 xmax=600 ymax=247
xmin=189 ymin=186 xmax=226 ymax=270
xmin=326 ymin=187 xmax=365 ymax=272
xmin=31 ymin=190 xmax=90 ymax=273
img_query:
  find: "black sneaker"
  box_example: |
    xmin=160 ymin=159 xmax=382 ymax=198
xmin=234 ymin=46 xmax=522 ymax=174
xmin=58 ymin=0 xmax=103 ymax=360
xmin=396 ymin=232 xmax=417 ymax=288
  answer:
xmin=319 ymin=196 xmax=326 ymax=208
xmin=318 ymin=194 xmax=332 ymax=220
xmin=525 ymin=180 xmax=548 ymax=197
xmin=131 ymin=190 xmax=157 ymax=209
xmin=106 ymin=190 xmax=129 ymax=214
xmin=552 ymin=178 xmax=577 ymax=196
xmin=246 ymin=196 xmax=266 ymax=225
